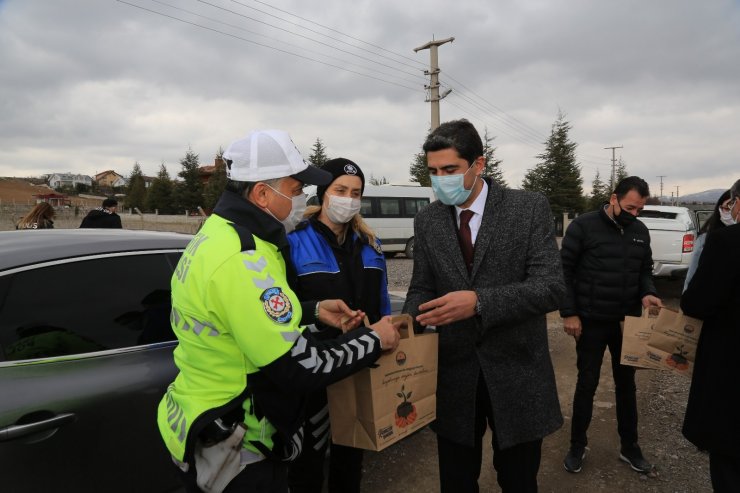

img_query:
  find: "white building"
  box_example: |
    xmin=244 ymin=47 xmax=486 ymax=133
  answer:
xmin=48 ymin=173 xmax=94 ymax=190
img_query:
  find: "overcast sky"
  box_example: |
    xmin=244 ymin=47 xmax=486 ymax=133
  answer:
xmin=1 ymin=0 xmax=738 ymax=196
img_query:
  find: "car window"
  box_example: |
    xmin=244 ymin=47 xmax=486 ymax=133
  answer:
xmin=0 ymin=253 xmax=180 ymax=362
xmin=640 ymin=210 xmax=678 ymax=220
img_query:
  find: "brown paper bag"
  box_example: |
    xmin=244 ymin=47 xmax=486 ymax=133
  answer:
xmin=326 ymin=314 xmax=438 ymax=451
xmin=620 ymin=306 xmax=663 ymax=369
xmin=645 ymin=308 xmax=703 ymax=377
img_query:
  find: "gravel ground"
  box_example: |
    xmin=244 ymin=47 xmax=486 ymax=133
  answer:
xmin=371 ymin=258 xmax=713 ymax=493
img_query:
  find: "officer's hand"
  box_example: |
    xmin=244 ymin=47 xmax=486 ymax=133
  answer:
xmin=563 ymin=315 xmax=582 ymax=341
xmin=416 ymin=290 xmax=477 ymax=327
xmin=642 ymin=295 xmax=663 ymax=308
xmin=317 ymin=299 xmax=366 ymax=332
xmin=370 ymin=316 xmax=400 ymax=351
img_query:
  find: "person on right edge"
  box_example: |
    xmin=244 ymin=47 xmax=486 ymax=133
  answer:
xmin=683 ymin=189 xmax=731 ymax=291
xmin=681 ymin=179 xmax=740 ymax=493
xmin=559 ymin=176 xmax=662 ymax=474
xmin=404 ymin=119 xmax=565 ymax=493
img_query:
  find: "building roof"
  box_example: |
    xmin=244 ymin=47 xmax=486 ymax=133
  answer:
xmin=95 ymin=170 xmax=123 ymax=180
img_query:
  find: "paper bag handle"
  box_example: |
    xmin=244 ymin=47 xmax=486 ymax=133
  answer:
xmin=391 ymin=314 xmax=415 ymax=340
xmin=364 ymin=314 xmax=415 ymax=342
xmin=642 ymin=306 xmax=661 ymax=318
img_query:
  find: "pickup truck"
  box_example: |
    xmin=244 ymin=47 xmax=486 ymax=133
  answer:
xmin=637 ymin=205 xmax=698 ymax=278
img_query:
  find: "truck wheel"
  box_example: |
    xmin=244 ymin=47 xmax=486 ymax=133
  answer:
xmin=405 ymin=238 xmax=414 ymax=259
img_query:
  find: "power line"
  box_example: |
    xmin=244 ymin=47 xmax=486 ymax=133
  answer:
xmin=211 ymin=0 xmax=574 ymax=149
xmin=657 ymin=175 xmax=666 ymax=200
xmin=148 ymin=0 xmax=424 ymax=87
xmin=441 ymin=74 xmax=546 ymax=143
xmin=116 ymin=0 xmax=423 ymax=92
xmin=444 ymin=86 xmax=542 ymax=147
xmin=247 ymin=0 xmax=428 ymax=70
xmin=199 ymin=0 xmax=428 ymax=82
xmin=604 ymin=145 xmax=623 ymax=186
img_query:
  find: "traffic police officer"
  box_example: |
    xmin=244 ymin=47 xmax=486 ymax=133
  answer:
xmin=157 ymin=129 xmax=400 ymax=493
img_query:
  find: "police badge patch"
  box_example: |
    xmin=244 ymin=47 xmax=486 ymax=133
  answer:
xmin=261 ymin=287 xmax=293 ymax=323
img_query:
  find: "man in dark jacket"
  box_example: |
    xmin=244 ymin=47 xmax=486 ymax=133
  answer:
xmin=681 ymin=178 xmax=740 ymax=492
xmin=404 ymin=119 xmax=564 ymax=493
xmin=560 ymin=176 xmax=662 ymax=475
xmin=80 ymin=198 xmax=122 ymax=228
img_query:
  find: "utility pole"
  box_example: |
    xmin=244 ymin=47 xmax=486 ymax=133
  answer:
xmin=414 ymin=37 xmax=454 ymax=131
xmin=604 ymin=146 xmax=623 ymax=190
xmin=656 ymin=175 xmax=666 ymax=204
xmin=675 ymin=185 xmax=680 ymax=205
xmin=671 ymin=191 xmax=674 ymax=205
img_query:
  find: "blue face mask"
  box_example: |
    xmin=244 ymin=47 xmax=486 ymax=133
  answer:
xmin=430 ymin=165 xmax=478 ymax=206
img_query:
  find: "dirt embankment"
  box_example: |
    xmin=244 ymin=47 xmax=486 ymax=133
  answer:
xmin=0 ymin=177 xmax=203 ymax=233
xmin=0 ymin=177 xmax=103 ymax=207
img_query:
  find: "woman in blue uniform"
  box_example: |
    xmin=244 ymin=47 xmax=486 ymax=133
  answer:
xmin=287 ymin=158 xmax=391 ymax=493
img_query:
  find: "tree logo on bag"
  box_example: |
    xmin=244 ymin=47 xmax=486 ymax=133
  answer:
xmin=395 ymin=384 xmax=417 ymax=428
xmin=395 ymin=351 xmax=407 ymax=366
xmin=666 ymin=344 xmax=689 ymax=371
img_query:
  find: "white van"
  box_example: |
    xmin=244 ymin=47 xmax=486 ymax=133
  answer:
xmin=307 ymin=184 xmax=435 ymax=258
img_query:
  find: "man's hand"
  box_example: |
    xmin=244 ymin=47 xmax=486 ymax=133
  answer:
xmin=415 ymin=290 xmax=477 ymax=327
xmin=563 ymin=315 xmax=582 ymax=341
xmin=369 ymin=316 xmax=400 ymax=351
xmin=642 ymin=294 xmax=663 ymax=308
xmin=317 ymin=300 xmax=366 ymax=332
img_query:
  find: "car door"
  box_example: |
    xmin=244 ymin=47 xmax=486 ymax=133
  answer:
xmin=0 ymin=251 xmax=183 ymax=493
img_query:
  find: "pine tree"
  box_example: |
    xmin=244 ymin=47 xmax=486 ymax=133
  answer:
xmin=146 ymin=162 xmax=174 ymax=214
xmin=203 ymin=149 xmax=227 ymax=212
xmin=588 ymin=170 xmax=610 ymax=211
xmin=124 ymin=162 xmax=147 ymax=211
xmin=174 ymin=147 xmax=204 ymax=214
xmin=615 ymin=157 xmax=628 ymax=187
xmin=308 ymin=138 xmax=329 ymax=168
xmin=369 ymin=174 xmax=389 ymax=185
xmin=521 ymin=110 xmax=584 ymax=215
xmin=409 ymin=148 xmax=430 ymax=187
xmin=482 ymin=127 xmax=507 ymax=187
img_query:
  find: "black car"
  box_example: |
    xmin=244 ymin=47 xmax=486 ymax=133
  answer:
xmin=0 ymin=229 xmax=406 ymax=492
xmin=0 ymin=229 xmax=190 ymax=493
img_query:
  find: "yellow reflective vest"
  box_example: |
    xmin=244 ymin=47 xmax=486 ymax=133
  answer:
xmin=157 ymin=209 xmax=304 ymax=462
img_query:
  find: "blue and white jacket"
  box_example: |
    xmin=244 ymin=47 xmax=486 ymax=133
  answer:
xmin=288 ymin=218 xmax=391 ymax=339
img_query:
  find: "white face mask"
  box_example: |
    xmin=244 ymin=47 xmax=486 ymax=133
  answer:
xmin=267 ymin=184 xmax=307 ymax=233
xmin=719 ymin=208 xmax=735 ymax=226
xmin=325 ymin=195 xmax=362 ymax=224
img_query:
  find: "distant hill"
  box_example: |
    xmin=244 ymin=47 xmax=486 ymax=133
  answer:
xmin=657 ymin=188 xmax=726 ymax=205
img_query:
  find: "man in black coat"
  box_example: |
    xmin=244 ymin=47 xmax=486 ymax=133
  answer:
xmin=681 ymin=179 xmax=740 ymax=492
xmin=403 ymin=119 xmax=564 ymax=493
xmin=80 ymin=198 xmax=122 ymax=228
xmin=559 ymin=176 xmax=662 ymax=474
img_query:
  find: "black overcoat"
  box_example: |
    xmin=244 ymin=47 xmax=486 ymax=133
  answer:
xmin=403 ymin=180 xmax=564 ymax=449
xmin=681 ymin=223 xmax=740 ymax=457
